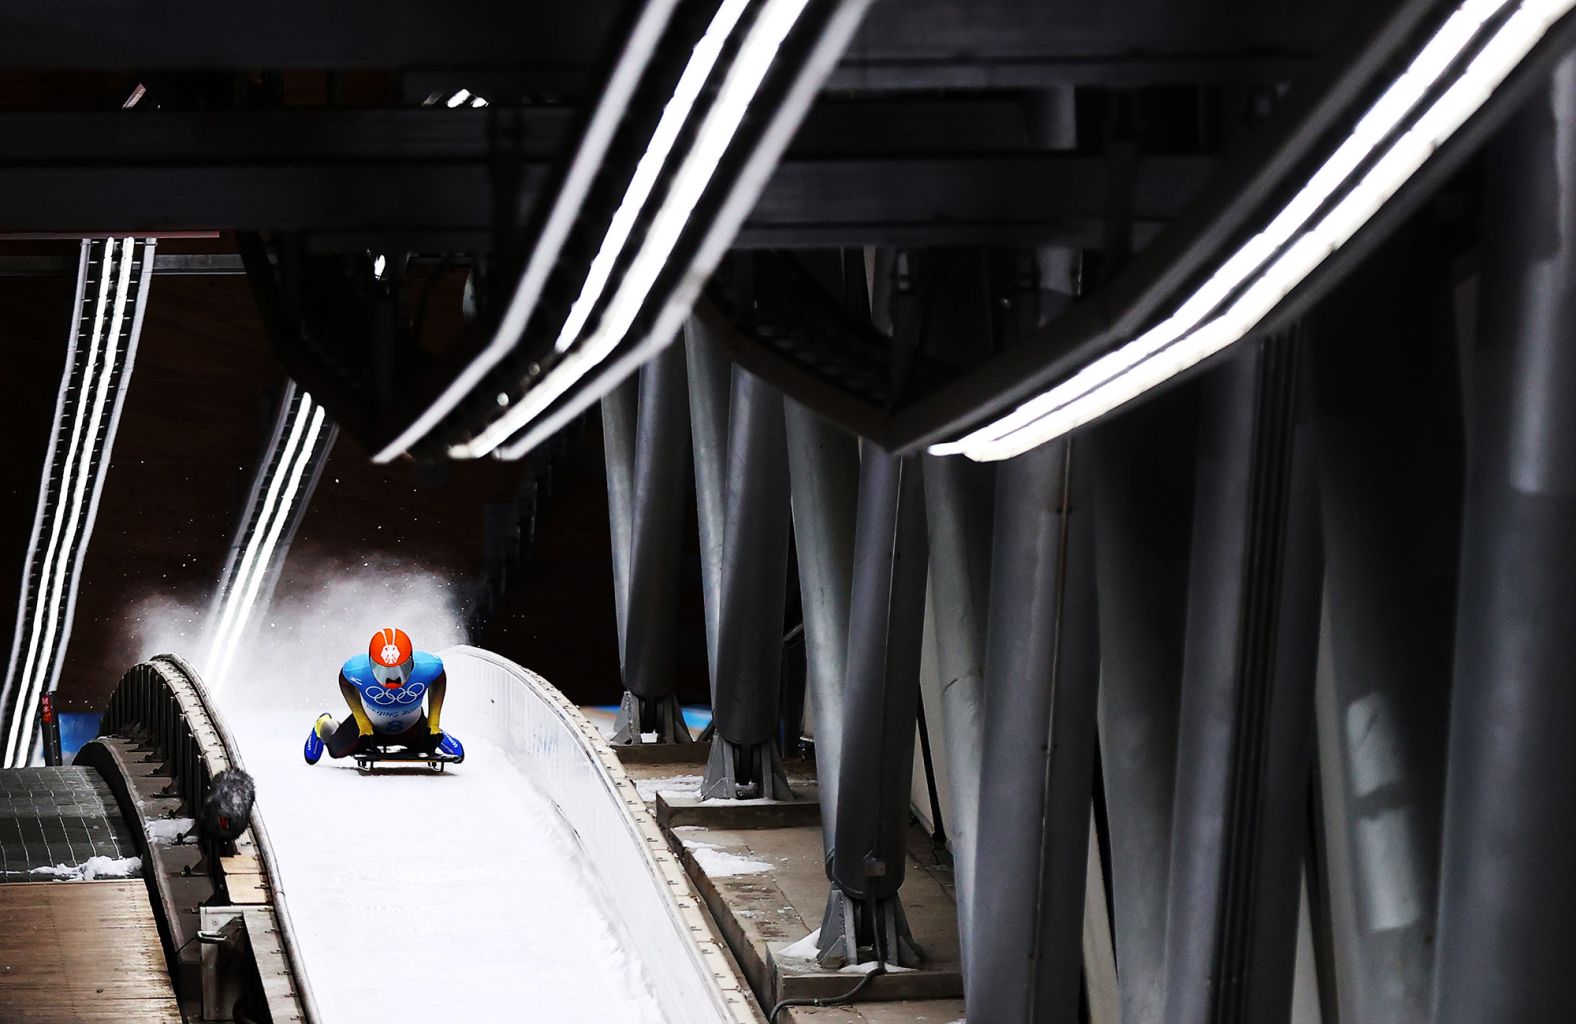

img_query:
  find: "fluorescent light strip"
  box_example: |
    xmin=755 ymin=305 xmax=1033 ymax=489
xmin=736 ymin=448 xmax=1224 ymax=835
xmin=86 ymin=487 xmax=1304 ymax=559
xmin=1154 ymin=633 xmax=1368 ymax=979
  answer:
xmin=940 ymin=0 xmax=1570 ymax=462
xmin=4 ymin=239 xmax=135 ymax=766
xmin=205 ymin=392 xmax=317 ymax=689
xmin=931 ymin=0 xmax=1517 ymax=459
xmin=208 ymin=404 xmax=326 ymax=690
xmin=0 ymin=243 xmax=89 ymax=762
xmin=1 ymin=242 xmax=113 ymax=766
xmin=372 ymin=0 xmax=684 ymax=462
xmin=493 ymin=0 xmax=878 ymax=461
xmin=458 ymin=0 xmax=813 ymax=459
xmin=551 ymin=0 xmax=752 ymax=357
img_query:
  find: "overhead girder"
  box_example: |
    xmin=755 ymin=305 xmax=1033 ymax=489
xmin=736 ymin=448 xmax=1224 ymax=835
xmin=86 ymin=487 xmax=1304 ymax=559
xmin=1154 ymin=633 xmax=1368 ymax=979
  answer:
xmin=0 ymin=0 xmax=1337 ymax=87
xmin=697 ymin=0 xmax=1576 ymax=455
xmin=0 ymin=107 xmax=1211 ymax=248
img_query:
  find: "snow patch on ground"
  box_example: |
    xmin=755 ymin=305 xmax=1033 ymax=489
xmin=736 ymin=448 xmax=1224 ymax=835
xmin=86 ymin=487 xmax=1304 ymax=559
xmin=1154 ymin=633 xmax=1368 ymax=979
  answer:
xmin=777 ymin=929 xmax=821 ymax=960
xmin=684 ymin=840 xmax=773 ymax=877
xmin=145 ymin=817 xmax=194 ymax=843
xmin=31 ymin=855 xmax=141 ymax=880
xmin=632 ymin=774 xmax=702 ymax=802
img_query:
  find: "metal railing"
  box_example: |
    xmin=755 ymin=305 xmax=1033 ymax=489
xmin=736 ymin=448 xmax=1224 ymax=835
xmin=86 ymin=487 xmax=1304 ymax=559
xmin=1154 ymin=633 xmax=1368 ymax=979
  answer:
xmin=96 ymin=653 xmax=321 ymax=1024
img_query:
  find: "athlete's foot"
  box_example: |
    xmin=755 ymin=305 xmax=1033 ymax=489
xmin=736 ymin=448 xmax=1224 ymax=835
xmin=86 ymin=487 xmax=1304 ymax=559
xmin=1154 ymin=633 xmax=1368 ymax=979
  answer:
xmin=303 ymin=713 xmax=335 ymax=765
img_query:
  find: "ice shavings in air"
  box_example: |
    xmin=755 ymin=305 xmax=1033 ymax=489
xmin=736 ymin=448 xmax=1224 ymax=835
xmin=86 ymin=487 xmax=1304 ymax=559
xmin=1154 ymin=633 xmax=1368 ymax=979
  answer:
xmin=30 ymin=855 xmax=142 ymax=880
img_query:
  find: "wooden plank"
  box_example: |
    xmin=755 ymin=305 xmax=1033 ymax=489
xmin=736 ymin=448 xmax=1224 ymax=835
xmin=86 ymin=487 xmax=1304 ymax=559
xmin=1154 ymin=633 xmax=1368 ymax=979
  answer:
xmin=0 ymin=880 xmax=182 ymax=1024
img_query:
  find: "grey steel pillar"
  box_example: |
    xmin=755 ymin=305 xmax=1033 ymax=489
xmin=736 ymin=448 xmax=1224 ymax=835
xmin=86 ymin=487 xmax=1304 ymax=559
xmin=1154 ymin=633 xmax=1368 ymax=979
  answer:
xmin=686 ymin=316 xmax=732 ymax=703
xmin=966 ymin=439 xmax=1100 ymax=1023
xmin=701 ymin=367 xmax=794 ymax=800
xmin=1434 ymin=59 xmax=1576 ymax=1024
xmin=818 ymin=447 xmax=929 ymax=968
xmin=599 ymin=376 xmax=639 ymax=673
xmin=1161 ymin=338 xmax=1321 ymax=1024
xmin=1088 ymin=390 xmax=1194 ymax=1024
xmin=920 ymin=453 xmax=993 ymax=976
xmin=614 ymin=341 xmax=694 ymax=744
xmin=1308 ymin=219 xmax=1461 ymax=1021
xmin=784 ymin=398 xmax=859 ymax=858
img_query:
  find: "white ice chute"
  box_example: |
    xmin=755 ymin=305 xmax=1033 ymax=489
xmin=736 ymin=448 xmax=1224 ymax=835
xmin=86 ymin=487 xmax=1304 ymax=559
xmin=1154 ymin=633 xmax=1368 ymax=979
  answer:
xmin=204 ymin=385 xmax=335 ymax=691
xmin=1 ymin=237 xmax=155 ymax=767
xmin=931 ymin=0 xmax=1575 ymax=462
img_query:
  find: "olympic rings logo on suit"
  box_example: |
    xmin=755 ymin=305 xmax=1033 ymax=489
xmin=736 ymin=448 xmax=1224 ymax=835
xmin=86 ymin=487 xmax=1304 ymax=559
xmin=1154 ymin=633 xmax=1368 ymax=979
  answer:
xmin=361 ymin=681 xmax=427 ymax=706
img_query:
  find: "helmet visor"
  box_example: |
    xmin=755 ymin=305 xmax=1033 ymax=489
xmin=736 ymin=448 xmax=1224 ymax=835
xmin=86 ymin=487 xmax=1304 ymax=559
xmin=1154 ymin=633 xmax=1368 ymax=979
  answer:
xmin=372 ymin=657 xmax=414 ymax=686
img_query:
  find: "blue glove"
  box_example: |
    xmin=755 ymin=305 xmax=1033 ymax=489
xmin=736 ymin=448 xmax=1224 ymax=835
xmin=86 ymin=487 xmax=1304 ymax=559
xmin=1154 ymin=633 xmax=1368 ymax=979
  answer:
xmin=436 ymin=732 xmax=464 ymax=763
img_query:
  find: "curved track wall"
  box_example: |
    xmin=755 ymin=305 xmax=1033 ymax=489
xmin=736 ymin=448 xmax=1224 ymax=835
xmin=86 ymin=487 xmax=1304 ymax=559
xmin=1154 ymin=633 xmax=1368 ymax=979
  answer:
xmin=438 ymin=646 xmax=758 ymax=1024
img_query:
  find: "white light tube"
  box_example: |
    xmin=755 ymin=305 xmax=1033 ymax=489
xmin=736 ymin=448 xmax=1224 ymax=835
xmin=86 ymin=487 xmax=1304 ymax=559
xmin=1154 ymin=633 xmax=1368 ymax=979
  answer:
xmin=551 ymin=0 xmax=751 ymax=358
xmin=208 ymin=404 xmax=326 ymax=690
xmin=205 ymin=393 xmax=317 ymax=689
xmin=939 ymin=0 xmax=1572 ymax=462
xmin=5 ymin=240 xmax=132 ymax=766
xmin=926 ymin=0 xmax=1569 ymax=460
xmin=371 ymin=0 xmax=684 ymax=463
xmin=458 ymin=0 xmax=813 ymax=459
xmin=1 ymin=242 xmax=116 ymax=765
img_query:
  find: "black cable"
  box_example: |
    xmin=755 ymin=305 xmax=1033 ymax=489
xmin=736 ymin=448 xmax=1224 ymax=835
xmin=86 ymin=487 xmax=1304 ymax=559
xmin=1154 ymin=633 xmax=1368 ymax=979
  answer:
xmin=767 ymin=961 xmax=886 ymax=1022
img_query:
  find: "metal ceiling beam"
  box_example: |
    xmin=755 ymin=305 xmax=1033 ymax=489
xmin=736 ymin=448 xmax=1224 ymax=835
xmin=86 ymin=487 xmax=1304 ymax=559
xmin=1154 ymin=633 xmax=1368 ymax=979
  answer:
xmin=0 ymin=0 xmax=1331 ymax=87
xmin=0 ymin=108 xmax=1210 ymax=247
xmin=687 ymin=0 xmax=1576 ymax=453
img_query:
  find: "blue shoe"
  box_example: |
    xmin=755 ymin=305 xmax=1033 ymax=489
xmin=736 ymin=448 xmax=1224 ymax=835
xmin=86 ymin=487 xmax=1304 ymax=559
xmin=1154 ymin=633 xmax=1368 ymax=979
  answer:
xmin=437 ymin=732 xmax=464 ymax=763
xmin=303 ymin=713 xmax=332 ymax=765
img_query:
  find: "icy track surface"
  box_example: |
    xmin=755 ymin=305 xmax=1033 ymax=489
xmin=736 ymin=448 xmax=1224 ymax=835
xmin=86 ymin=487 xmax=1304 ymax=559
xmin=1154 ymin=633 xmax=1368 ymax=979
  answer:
xmin=219 ymin=703 xmax=666 ymax=1024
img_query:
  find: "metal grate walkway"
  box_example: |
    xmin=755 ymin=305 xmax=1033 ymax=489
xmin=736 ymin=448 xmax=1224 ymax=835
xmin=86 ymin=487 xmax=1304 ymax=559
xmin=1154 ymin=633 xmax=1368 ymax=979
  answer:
xmin=0 ymin=767 xmax=140 ymax=882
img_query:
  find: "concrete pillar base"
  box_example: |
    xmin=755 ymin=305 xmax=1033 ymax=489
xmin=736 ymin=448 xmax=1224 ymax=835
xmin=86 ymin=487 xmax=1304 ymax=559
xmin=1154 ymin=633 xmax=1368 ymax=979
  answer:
xmin=815 ymin=887 xmax=924 ymax=969
xmin=610 ymin=692 xmax=694 ymax=745
xmin=699 ymin=734 xmax=792 ymax=801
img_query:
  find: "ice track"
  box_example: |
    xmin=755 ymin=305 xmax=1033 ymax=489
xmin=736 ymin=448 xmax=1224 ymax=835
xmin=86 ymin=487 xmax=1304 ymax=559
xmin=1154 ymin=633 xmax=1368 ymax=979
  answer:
xmin=212 ymin=648 xmax=735 ymax=1024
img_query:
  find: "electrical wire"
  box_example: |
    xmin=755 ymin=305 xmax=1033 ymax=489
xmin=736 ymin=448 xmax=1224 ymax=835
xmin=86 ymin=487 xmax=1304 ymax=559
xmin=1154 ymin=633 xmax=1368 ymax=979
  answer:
xmin=767 ymin=960 xmax=886 ymax=1021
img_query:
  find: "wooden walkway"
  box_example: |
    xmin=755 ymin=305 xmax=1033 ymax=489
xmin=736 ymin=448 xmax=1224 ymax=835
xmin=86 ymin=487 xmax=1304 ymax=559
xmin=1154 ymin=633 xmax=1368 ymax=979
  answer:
xmin=0 ymin=880 xmax=181 ymax=1023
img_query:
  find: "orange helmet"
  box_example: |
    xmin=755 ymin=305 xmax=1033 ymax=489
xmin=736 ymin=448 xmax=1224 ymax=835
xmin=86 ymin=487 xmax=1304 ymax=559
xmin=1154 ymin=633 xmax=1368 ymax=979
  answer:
xmin=369 ymin=628 xmax=414 ymax=686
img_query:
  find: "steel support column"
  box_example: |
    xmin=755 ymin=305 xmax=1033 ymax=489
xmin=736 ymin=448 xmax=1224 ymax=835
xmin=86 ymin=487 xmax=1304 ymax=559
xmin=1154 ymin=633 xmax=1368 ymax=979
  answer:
xmin=614 ymin=341 xmax=693 ymax=744
xmin=966 ymin=438 xmax=1099 ymax=1022
xmin=784 ymin=398 xmax=859 ymax=856
xmin=1307 ymin=219 xmax=1461 ymax=1022
xmin=686 ymin=317 xmax=733 ymax=704
xmin=600 ymin=377 xmax=638 ymax=672
xmin=701 ymin=368 xmax=793 ymax=800
xmin=1088 ymin=390 xmax=1195 ymax=1024
xmin=1434 ymin=57 xmax=1576 ymax=1024
xmin=920 ymin=453 xmax=993 ymax=975
xmin=1161 ymin=337 xmax=1321 ymax=1024
xmin=818 ymin=447 xmax=929 ymax=968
